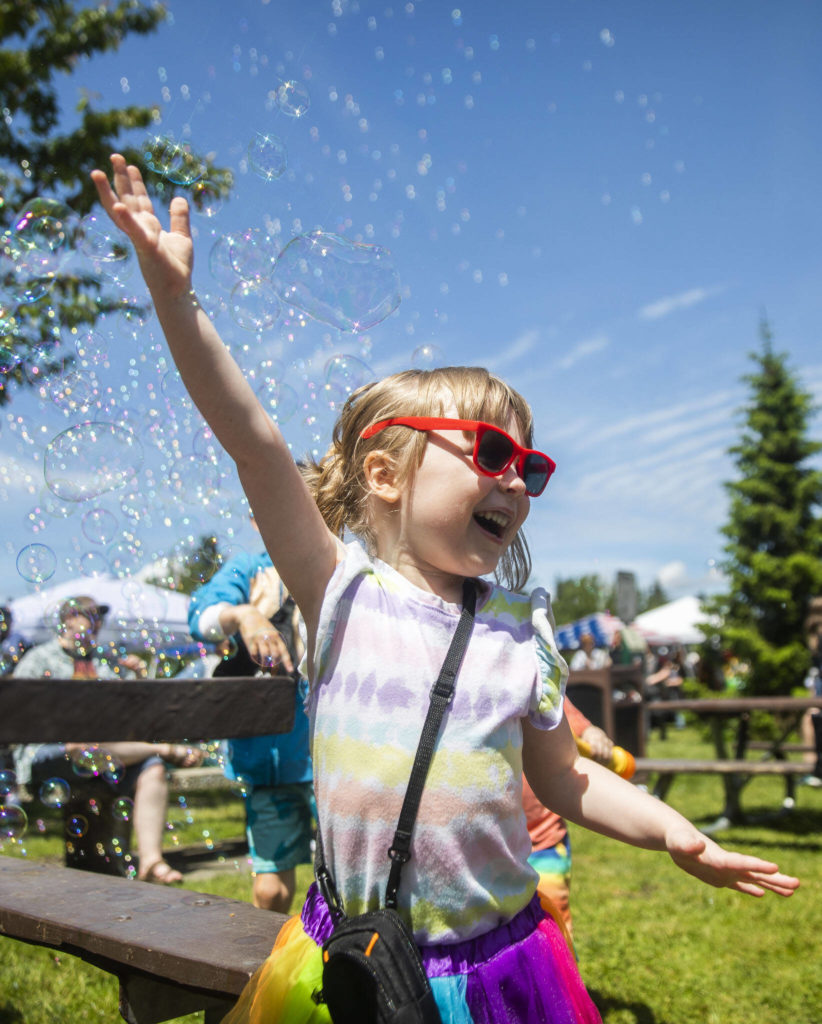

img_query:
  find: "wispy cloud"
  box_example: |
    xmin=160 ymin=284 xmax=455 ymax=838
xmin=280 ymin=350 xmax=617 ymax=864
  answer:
xmin=556 ymin=333 xmax=610 ymax=371
xmin=485 ymin=328 xmax=541 ymax=372
xmin=637 ymin=285 xmax=725 ymax=321
xmin=575 ymin=388 xmax=738 ymax=450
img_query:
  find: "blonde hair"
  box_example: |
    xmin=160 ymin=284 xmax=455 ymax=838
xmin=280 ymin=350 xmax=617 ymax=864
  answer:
xmin=303 ymin=366 xmax=535 ymax=590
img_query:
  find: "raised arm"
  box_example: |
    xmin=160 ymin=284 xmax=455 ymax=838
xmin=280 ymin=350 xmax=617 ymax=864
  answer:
xmin=90 ymin=156 xmax=338 ymax=636
xmin=522 ymin=718 xmax=799 ymax=898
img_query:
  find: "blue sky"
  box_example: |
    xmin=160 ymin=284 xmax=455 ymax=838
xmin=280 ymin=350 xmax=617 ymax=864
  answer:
xmin=2 ymin=0 xmax=821 ymax=609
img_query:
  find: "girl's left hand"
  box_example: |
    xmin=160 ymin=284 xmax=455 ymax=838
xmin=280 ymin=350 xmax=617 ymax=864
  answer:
xmin=665 ymin=825 xmax=800 ymax=897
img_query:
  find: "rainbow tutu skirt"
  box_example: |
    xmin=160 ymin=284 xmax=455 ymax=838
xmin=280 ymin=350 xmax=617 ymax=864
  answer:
xmin=220 ymin=884 xmax=601 ymax=1024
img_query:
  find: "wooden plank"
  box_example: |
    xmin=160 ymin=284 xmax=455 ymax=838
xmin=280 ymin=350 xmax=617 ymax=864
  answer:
xmin=0 ymin=676 xmax=296 ymax=743
xmin=0 ymin=857 xmax=280 ymax=995
xmin=644 ymin=696 xmax=822 ymax=716
xmin=634 ymin=757 xmax=810 ymax=775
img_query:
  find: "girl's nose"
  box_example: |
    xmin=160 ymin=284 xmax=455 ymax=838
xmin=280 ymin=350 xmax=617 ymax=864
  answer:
xmin=498 ymin=463 xmax=526 ymax=494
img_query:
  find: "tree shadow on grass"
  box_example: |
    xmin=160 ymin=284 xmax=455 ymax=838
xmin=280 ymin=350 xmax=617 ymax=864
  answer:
xmin=0 ymin=1003 xmax=25 ymax=1024
xmin=588 ymin=989 xmax=675 ymax=1024
xmin=693 ymin=805 xmax=822 ymax=851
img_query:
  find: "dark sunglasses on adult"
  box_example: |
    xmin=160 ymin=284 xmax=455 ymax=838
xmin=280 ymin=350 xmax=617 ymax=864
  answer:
xmin=360 ymin=417 xmax=556 ymax=497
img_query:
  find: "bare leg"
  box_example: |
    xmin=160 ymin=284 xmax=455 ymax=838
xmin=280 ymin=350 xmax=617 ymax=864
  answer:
xmin=133 ymin=761 xmax=182 ymax=882
xmin=253 ymin=868 xmax=296 ymax=913
xmin=800 ymin=710 xmax=817 ymax=768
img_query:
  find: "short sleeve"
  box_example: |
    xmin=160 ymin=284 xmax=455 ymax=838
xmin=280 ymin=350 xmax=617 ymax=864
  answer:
xmin=527 ymin=587 xmax=568 ymax=730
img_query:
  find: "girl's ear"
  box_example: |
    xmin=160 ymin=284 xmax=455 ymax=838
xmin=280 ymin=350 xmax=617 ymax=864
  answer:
xmin=363 ymin=450 xmax=402 ymax=504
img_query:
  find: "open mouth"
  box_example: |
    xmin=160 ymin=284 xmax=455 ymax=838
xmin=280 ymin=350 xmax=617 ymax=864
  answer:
xmin=473 ymin=510 xmax=509 ymax=538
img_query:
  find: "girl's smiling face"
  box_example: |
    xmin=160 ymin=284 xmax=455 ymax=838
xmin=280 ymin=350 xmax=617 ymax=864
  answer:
xmin=378 ymin=411 xmax=531 ymax=601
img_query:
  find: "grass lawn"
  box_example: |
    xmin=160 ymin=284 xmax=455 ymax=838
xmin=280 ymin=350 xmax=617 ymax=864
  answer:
xmin=2 ymin=725 xmax=821 ymax=1023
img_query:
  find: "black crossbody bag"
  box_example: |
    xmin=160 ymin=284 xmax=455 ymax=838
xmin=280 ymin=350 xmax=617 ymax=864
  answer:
xmin=313 ymin=578 xmax=477 ymax=1024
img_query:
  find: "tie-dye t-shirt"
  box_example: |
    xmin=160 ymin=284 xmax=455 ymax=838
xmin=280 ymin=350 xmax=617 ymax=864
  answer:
xmin=306 ymin=542 xmax=568 ymax=945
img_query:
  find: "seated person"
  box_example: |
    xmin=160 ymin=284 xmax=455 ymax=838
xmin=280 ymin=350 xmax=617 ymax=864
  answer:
xmin=569 ymin=631 xmax=611 ymax=671
xmin=11 ymin=595 xmax=202 ymax=884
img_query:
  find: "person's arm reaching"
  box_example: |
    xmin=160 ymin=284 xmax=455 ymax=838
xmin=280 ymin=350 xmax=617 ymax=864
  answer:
xmin=522 ymin=717 xmax=799 ymax=898
xmin=91 ymin=156 xmax=338 ymax=641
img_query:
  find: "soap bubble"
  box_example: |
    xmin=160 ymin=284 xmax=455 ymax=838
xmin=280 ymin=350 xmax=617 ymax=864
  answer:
xmin=82 ymin=507 xmax=118 ymax=545
xmin=324 ymin=354 xmax=373 ymax=394
xmin=78 ymin=212 xmax=130 ymax=263
xmin=190 ymin=180 xmax=225 ymax=218
xmin=66 ymin=815 xmax=88 ymax=838
xmin=16 ymin=543 xmax=57 ymax=583
xmin=50 ymin=370 xmax=96 ymax=413
xmin=45 ymin=422 xmax=143 ymax=502
xmin=248 ymin=133 xmax=288 ymax=181
xmin=411 ymin=343 xmax=447 ymax=369
xmin=0 ymin=803 xmax=27 ymax=841
xmin=256 ymin=379 xmax=299 ymax=424
xmin=74 ymin=330 xmax=109 ymax=366
xmin=272 ymin=231 xmax=401 ymax=333
xmin=0 ymin=770 xmax=16 ymax=800
xmin=40 ymin=777 xmax=71 ymax=808
xmin=143 ymin=135 xmax=206 ymax=185
xmin=274 ymin=80 xmax=311 ymax=117
xmin=112 ymin=797 xmax=134 ymax=822
xmin=229 ymin=279 xmax=281 ymax=331
xmin=229 ymin=227 xmax=278 ymax=281
xmin=13 ymin=198 xmax=74 ymax=255
xmin=80 ymin=550 xmax=110 ymax=577
xmin=209 ymin=233 xmax=243 ymax=290
xmin=107 ymin=538 xmax=143 ymax=578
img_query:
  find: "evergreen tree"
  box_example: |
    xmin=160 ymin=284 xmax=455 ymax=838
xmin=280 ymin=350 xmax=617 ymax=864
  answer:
xmin=0 ymin=0 xmax=233 ymax=405
xmin=703 ymin=322 xmax=822 ymax=695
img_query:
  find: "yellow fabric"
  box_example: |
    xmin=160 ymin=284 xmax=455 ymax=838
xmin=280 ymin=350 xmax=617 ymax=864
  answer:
xmin=220 ymin=915 xmax=330 ymax=1024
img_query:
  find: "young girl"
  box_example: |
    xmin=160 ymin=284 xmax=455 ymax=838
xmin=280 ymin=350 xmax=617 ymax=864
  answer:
xmin=91 ymin=156 xmax=798 ymax=1024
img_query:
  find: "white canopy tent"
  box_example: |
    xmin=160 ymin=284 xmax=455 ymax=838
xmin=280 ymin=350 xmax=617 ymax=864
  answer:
xmin=9 ymin=575 xmax=192 ymax=649
xmin=631 ymin=596 xmax=716 ymax=646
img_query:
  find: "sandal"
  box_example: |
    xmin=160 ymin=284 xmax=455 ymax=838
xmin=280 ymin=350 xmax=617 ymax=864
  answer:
xmin=138 ymin=860 xmax=183 ymax=885
xmin=161 ymin=744 xmax=205 ymax=769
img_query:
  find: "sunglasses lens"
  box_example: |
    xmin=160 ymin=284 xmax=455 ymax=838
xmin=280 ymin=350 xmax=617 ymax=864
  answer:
xmin=476 ymin=428 xmax=514 ymax=472
xmin=523 ymin=453 xmax=551 ymax=496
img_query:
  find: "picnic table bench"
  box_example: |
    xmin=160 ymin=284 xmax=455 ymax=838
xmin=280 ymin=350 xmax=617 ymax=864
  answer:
xmin=635 ymin=695 xmax=822 ymax=824
xmin=0 ymin=675 xmax=296 ymax=1023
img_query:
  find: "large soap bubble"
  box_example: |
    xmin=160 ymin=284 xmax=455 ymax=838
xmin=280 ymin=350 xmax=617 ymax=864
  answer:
xmin=44 ymin=422 xmax=143 ymax=502
xmin=248 ymin=132 xmax=288 ymax=181
xmin=16 ymin=543 xmax=57 ymax=583
xmin=272 ymin=231 xmax=401 ymax=333
xmin=274 ymin=80 xmax=310 ymax=117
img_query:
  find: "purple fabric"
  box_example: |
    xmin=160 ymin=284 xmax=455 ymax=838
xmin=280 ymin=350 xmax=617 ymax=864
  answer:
xmin=300 ymin=882 xmax=540 ymax=964
xmin=300 ymin=884 xmax=601 ymax=1023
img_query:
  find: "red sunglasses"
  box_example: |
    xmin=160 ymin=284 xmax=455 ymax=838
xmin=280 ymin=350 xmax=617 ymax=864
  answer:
xmin=360 ymin=417 xmax=556 ymax=496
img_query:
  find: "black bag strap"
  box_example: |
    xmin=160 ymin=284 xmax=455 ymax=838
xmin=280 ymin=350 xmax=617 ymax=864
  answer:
xmin=315 ymin=577 xmax=477 ymax=921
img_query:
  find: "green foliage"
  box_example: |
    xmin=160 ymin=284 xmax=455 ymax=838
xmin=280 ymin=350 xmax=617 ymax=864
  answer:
xmin=551 ymin=573 xmax=668 ymax=625
xmin=552 ymin=573 xmax=609 ymax=624
xmin=703 ymin=322 xmax=822 ymax=694
xmin=0 ymin=0 xmax=233 ymax=405
xmin=142 ymin=533 xmax=224 ymax=595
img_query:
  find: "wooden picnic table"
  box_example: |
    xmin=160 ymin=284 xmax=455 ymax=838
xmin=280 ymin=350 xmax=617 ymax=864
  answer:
xmin=637 ymin=695 xmax=822 ymax=824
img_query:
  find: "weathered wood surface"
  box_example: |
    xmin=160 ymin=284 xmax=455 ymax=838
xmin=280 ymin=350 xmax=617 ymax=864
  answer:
xmin=644 ymin=696 xmax=822 ymax=716
xmin=0 ymin=857 xmax=280 ymax=996
xmin=634 ymin=757 xmax=810 ymax=776
xmin=0 ymin=676 xmax=296 ymax=742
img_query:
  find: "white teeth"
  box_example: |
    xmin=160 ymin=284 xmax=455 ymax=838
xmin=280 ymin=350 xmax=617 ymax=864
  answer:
xmin=477 ymin=510 xmax=510 ymax=528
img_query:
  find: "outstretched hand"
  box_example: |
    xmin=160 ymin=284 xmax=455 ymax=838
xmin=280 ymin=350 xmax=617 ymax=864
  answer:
xmin=666 ymin=825 xmax=799 ymax=897
xmin=90 ymin=154 xmax=194 ymax=301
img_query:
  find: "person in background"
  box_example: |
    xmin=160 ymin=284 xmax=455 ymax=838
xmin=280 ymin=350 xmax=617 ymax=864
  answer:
xmin=11 ymin=595 xmax=202 ymax=884
xmin=524 ymin=697 xmax=613 ymax=945
xmin=800 ymin=624 xmax=822 ymax=787
xmin=569 ymin=631 xmax=611 ymax=672
xmin=188 ymin=543 xmax=314 ymax=913
xmin=0 ymin=605 xmax=29 ymax=677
